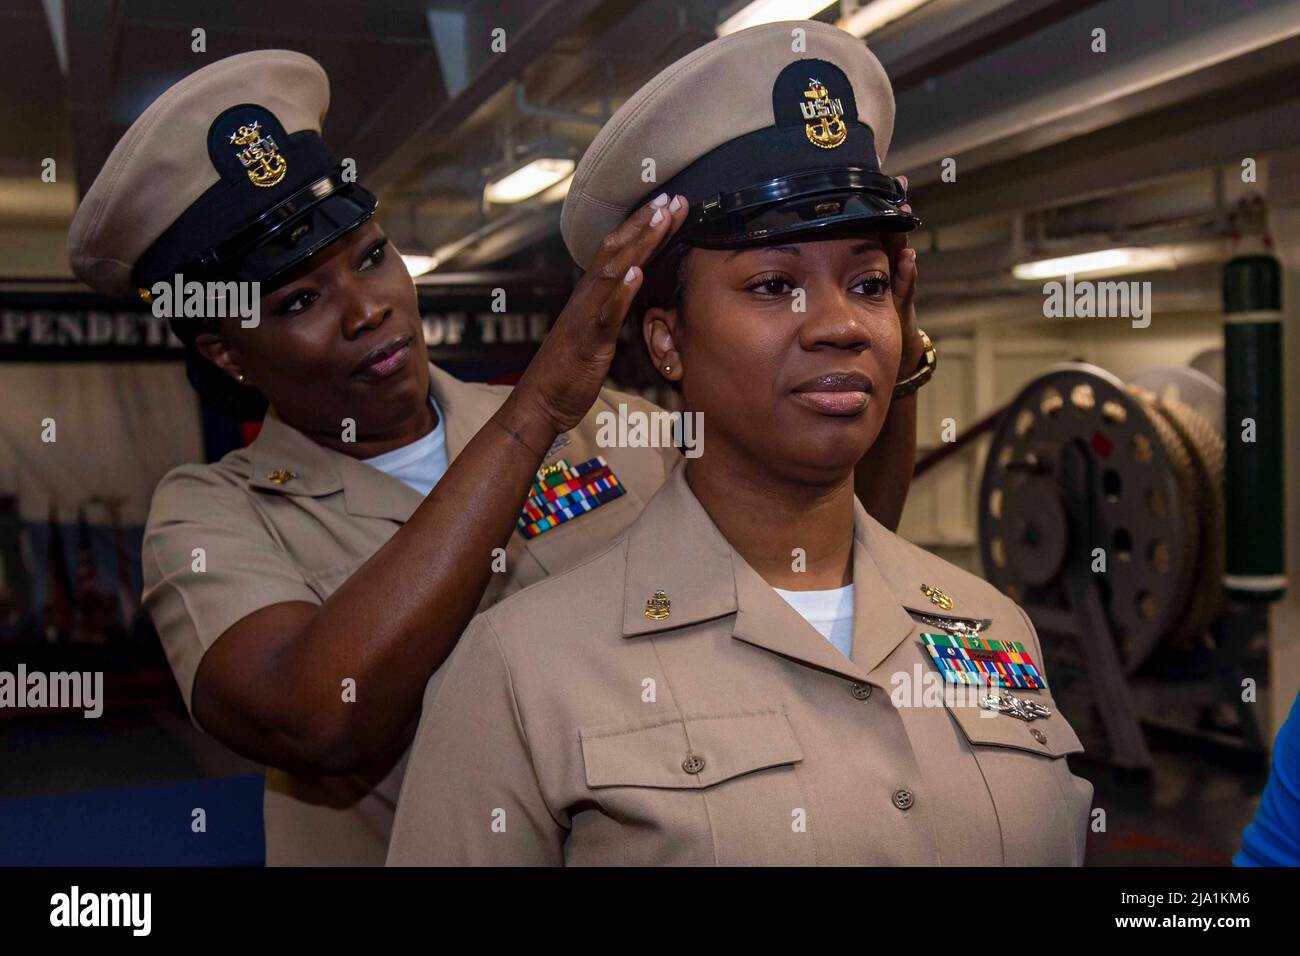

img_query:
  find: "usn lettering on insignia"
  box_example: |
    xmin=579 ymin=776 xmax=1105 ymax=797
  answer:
xmin=230 ymin=119 xmax=287 ymax=187
xmin=801 ymin=78 xmax=846 ymax=149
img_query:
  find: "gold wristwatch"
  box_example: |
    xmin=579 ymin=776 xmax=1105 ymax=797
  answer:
xmin=893 ymin=329 xmax=936 ymax=399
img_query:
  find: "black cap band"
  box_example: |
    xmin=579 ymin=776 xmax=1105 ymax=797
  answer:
xmin=176 ymin=171 xmax=377 ymax=290
xmin=685 ymin=165 xmax=917 ymax=247
xmin=640 ymin=125 xmax=920 ymax=252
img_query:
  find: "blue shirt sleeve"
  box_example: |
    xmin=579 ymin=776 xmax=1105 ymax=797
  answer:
xmin=1235 ymin=689 xmax=1300 ymax=866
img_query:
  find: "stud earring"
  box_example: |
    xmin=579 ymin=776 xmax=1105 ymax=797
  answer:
xmin=236 ymin=373 xmax=246 ymax=385
xmin=663 ymin=365 xmax=672 ymax=373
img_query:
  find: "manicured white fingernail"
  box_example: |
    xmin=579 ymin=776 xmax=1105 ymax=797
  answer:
xmin=670 ymin=195 xmax=683 ymax=212
xmin=624 ymin=267 xmax=638 ymax=284
xmin=650 ymin=208 xmax=664 ymax=226
xmin=650 ymin=193 xmax=669 ymax=207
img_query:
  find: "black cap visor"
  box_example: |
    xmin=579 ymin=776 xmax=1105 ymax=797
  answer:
xmin=191 ymin=170 xmax=378 ymax=290
xmin=680 ymin=166 xmax=920 ymax=249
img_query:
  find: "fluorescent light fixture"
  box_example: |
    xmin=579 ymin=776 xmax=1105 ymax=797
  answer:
xmin=541 ymin=173 xmax=574 ymax=203
xmin=1013 ymin=247 xmax=1179 ymax=281
xmin=838 ymin=0 xmax=933 ymax=38
xmin=716 ymin=0 xmax=835 ymax=37
xmin=484 ymin=157 xmax=575 ymax=204
xmin=401 ymin=255 xmax=437 ymax=277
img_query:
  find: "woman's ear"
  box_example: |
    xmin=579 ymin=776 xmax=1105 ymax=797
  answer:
xmin=643 ymin=307 xmax=682 ymax=383
xmin=193 ymin=329 xmax=247 ymax=386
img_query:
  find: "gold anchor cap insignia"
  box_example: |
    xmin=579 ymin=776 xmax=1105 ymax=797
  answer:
xmin=920 ymin=583 xmax=953 ymax=610
xmin=644 ymin=589 xmax=671 ymax=621
xmin=266 ymin=469 xmax=297 ymax=485
xmin=800 ymin=78 xmax=847 ymax=149
xmin=230 ymin=119 xmax=287 ymax=188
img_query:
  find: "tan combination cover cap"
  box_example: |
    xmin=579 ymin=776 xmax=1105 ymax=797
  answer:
xmin=67 ymin=49 xmax=372 ymax=303
xmin=561 ymin=19 xmax=917 ymax=271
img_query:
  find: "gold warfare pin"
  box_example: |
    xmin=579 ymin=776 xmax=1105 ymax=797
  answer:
xmin=920 ymin=583 xmax=954 ymax=610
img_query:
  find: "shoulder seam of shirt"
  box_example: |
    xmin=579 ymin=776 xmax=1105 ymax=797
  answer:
xmin=148 ymin=478 xmax=304 ymax=571
xmin=142 ymin=532 xmax=207 ymax=723
xmin=483 ymin=614 xmax=569 ymax=834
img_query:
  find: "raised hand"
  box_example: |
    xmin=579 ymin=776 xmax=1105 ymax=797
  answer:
xmin=515 ymin=192 xmax=691 ymax=434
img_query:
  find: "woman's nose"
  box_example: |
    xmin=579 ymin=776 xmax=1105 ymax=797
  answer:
xmin=797 ymin=286 xmax=870 ymax=352
xmin=341 ymin=288 xmax=390 ymax=339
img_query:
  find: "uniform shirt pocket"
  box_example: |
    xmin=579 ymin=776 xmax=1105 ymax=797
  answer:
xmin=943 ymin=693 xmax=1092 ymax=865
xmin=943 ymin=691 xmax=1084 ymax=757
xmin=581 ymin=708 xmax=804 ymax=789
xmin=574 ymin=708 xmax=815 ymax=865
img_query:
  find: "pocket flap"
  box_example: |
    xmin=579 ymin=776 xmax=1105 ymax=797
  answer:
xmin=580 ymin=709 xmax=804 ymax=789
xmin=944 ymin=692 xmax=1085 ymax=758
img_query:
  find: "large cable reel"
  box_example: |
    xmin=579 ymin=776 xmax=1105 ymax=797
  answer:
xmin=978 ymin=363 xmax=1225 ymax=675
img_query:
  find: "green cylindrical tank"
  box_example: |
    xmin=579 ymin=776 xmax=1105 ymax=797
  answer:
xmin=1222 ymin=254 xmax=1286 ymax=602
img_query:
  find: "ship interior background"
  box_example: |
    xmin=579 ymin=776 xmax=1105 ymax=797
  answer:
xmin=2 ymin=0 xmax=1300 ymax=865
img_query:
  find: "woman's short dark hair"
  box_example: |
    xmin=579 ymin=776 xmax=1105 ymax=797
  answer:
xmin=616 ymin=240 xmax=694 ymax=394
xmin=634 ymin=240 xmax=693 ymax=317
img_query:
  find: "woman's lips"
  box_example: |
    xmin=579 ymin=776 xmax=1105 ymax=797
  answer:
xmin=354 ymin=338 xmax=412 ymax=381
xmin=790 ymin=371 xmax=874 ymax=416
xmin=789 ymin=389 xmax=871 ymax=416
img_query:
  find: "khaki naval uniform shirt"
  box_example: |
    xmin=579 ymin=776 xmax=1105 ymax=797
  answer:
xmin=388 ymin=462 xmax=1094 ymax=866
xmin=141 ymin=362 xmax=678 ymax=866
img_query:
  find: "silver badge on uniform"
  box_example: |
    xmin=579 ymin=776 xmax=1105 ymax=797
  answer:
xmin=979 ymin=690 xmax=1052 ymax=721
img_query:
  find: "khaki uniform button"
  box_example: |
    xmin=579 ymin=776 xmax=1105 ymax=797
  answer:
xmin=850 ymin=682 xmax=872 ymax=700
xmin=1030 ymin=728 xmax=1047 ymax=744
xmin=892 ymin=788 xmax=914 ymax=810
xmin=682 ymin=753 xmax=705 ymax=775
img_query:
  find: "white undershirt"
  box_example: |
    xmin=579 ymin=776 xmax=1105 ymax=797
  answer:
xmin=360 ymin=394 xmax=448 ymax=496
xmin=772 ymin=584 xmax=855 ymax=659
